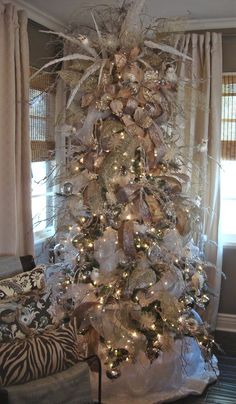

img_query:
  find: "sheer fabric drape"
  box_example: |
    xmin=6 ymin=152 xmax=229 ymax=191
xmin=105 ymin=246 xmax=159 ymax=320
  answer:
xmin=176 ymin=32 xmax=222 ymax=328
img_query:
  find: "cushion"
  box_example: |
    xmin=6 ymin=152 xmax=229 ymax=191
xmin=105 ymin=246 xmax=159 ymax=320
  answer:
xmin=0 ymin=289 xmax=56 ymax=343
xmin=3 ymin=361 xmax=92 ymax=404
xmin=0 ymin=266 xmax=45 ymax=300
xmin=0 ymin=320 xmax=79 ymax=387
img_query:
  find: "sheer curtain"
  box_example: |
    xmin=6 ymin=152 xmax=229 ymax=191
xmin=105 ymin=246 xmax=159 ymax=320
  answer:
xmin=0 ymin=4 xmax=34 ymax=256
xmin=176 ymin=32 xmax=222 ymax=328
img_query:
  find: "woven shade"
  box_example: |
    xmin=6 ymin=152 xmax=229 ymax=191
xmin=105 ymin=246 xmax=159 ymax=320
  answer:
xmin=30 ymin=68 xmax=56 ymax=162
xmin=221 ymin=75 xmax=236 ymax=160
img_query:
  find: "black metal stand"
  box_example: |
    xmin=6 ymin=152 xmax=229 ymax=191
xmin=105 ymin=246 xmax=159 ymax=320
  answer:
xmin=0 ymin=388 xmax=8 ymax=404
xmin=80 ymin=355 xmax=102 ymax=404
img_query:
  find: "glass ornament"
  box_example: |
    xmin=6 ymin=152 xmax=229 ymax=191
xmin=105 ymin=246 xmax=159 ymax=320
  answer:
xmin=106 ymin=368 xmax=121 ymax=379
xmin=180 ymin=295 xmax=195 ymax=308
xmin=147 ymin=243 xmax=162 ymax=263
xmin=75 ymin=253 xmax=81 ymax=264
xmin=62 ymin=182 xmax=73 ymax=196
xmin=53 ymin=243 xmax=65 ymax=261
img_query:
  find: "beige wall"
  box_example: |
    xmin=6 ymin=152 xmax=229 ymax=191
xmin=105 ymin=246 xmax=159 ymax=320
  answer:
xmin=218 ymin=34 xmax=236 ymax=316
xmin=223 ymin=35 xmax=236 ymax=72
xmin=28 ymin=19 xmax=61 ymax=69
xmin=219 ymin=247 xmax=236 ymax=314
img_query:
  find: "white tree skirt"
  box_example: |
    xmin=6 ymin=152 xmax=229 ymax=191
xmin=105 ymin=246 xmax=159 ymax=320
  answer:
xmin=92 ymin=337 xmax=218 ymax=404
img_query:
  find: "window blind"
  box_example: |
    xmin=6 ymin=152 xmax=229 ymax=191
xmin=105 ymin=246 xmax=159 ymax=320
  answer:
xmin=221 ymin=74 xmax=236 ymax=160
xmin=30 ymin=68 xmax=56 ymax=162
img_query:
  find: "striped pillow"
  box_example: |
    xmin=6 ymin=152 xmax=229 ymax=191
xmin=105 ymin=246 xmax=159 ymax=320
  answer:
xmin=0 ymin=321 xmax=79 ymax=386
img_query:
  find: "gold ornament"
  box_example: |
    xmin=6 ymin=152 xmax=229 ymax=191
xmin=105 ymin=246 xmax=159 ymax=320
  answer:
xmin=110 ymin=99 xmax=124 ymax=116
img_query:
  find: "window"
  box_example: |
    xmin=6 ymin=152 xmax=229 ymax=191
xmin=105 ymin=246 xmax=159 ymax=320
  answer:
xmin=221 ymin=74 xmax=236 ymax=244
xmin=30 ymin=70 xmax=56 ymax=243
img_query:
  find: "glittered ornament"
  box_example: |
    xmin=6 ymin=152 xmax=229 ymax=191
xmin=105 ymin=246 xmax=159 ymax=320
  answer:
xmin=62 ymin=182 xmax=73 ymax=196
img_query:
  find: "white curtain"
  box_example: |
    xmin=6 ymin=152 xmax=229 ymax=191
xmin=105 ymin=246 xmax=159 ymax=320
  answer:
xmin=176 ymin=32 xmax=222 ymax=328
xmin=0 ymin=4 xmax=34 ymax=256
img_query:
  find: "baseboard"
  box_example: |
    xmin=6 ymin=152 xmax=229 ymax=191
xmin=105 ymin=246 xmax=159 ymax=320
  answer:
xmin=216 ymin=313 xmax=236 ymax=333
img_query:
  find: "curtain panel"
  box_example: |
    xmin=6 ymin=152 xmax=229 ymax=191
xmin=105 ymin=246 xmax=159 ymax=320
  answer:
xmin=176 ymin=32 xmax=222 ymax=328
xmin=0 ymin=4 xmax=34 ymax=256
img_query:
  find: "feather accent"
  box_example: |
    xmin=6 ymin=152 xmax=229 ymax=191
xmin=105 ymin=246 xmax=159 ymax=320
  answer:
xmin=144 ymin=40 xmax=192 ymax=60
xmin=30 ymin=53 xmax=95 ymax=81
xmin=98 ymin=60 xmax=107 ymax=86
xmin=91 ymin=12 xmax=107 ymax=59
xmin=40 ymin=30 xmax=99 ymax=58
xmin=137 ymin=57 xmax=152 ymax=69
xmin=67 ymin=61 xmax=102 ymax=108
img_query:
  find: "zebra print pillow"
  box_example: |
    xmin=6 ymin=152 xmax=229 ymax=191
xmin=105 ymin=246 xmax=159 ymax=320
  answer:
xmin=0 ymin=321 xmax=79 ymax=386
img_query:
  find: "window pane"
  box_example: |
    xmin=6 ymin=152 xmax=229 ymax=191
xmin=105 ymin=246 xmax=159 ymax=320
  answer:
xmin=32 ymin=195 xmax=47 ymax=232
xmin=32 ymin=161 xmax=47 ymax=197
xmin=222 ymin=95 xmax=236 ymax=119
xmin=221 ymin=199 xmax=236 ymax=235
xmin=221 ymin=160 xmax=236 ymax=199
xmin=30 ymin=117 xmax=47 ymax=141
xmin=29 ymin=89 xmax=47 ymax=117
xmin=31 ymin=161 xmax=55 ymax=238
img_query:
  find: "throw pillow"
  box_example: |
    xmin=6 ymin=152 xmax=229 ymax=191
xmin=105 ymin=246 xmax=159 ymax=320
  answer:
xmin=0 ymin=289 xmax=56 ymax=343
xmin=0 ymin=266 xmax=45 ymax=300
xmin=0 ymin=320 xmax=79 ymax=386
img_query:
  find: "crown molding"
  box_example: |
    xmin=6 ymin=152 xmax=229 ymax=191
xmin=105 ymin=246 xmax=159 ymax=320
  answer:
xmin=186 ymin=17 xmax=236 ymax=31
xmin=4 ymin=1 xmax=236 ymax=32
xmin=8 ymin=0 xmax=66 ymax=30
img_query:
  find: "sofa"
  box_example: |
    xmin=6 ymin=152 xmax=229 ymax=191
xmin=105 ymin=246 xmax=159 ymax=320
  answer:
xmin=0 ymin=256 xmax=99 ymax=404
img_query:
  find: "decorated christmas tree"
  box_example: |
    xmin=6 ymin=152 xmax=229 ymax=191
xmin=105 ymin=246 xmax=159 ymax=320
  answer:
xmin=34 ymin=0 xmax=217 ymax=397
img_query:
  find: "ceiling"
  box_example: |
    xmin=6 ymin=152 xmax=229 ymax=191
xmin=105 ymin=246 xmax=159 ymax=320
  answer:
xmin=18 ymin=0 xmax=236 ymax=29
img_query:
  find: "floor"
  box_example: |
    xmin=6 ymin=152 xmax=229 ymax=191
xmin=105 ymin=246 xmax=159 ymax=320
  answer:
xmin=172 ymin=331 xmax=236 ymax=404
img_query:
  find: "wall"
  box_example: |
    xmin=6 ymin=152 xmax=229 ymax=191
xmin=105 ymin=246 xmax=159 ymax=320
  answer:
xmin=28 ymin=19 xmax=61 ymax=69
xmin=222 ymin=35 xmax=236 ymax=72
xmin=217 ymin=33 xmax=236 ymax=328
xmin=219 ymin=247 xmax=236 ymax=314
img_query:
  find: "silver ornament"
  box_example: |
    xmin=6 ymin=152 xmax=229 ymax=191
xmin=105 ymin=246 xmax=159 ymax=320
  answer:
xmin=75 ymin=253 xmax=81 ymax=264
xmin=62 ymin=182 xmax=73 ymax=196
xmin=53 ymin=243 xmax=65 ymax=261
xmin=148 ymin=243 xmax=162 ymax=263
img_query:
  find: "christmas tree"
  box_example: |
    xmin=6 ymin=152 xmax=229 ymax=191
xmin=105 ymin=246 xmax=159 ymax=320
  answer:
xmin=36 ymin=0 xmax=216 ymax=383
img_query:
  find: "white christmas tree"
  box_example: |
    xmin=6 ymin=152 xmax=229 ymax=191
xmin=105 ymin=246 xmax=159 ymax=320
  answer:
xmin=34 ymin=1 xmax=217 ymax=395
